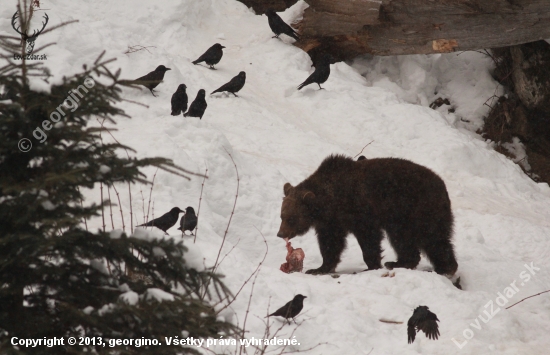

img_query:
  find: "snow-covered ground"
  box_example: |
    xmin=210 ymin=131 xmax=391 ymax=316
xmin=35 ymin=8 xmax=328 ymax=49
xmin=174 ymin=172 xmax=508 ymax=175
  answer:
xmin=2 ymin=0 xmax=550 ymax=353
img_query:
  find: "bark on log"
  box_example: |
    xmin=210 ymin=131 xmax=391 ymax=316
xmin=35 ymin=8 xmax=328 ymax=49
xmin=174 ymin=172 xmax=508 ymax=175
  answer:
xmin=237 ymin=0 xmax=298 ymax=14
xmin=295 ymin=0 xmax=550 ymax=61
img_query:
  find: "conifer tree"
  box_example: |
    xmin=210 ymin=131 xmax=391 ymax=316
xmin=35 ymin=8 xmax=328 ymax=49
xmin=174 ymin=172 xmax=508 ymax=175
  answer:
xmin=0 ymin=2 xmax=236 ymax=354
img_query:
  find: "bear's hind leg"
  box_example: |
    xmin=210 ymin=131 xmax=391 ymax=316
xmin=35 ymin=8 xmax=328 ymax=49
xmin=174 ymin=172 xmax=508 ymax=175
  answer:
xmin=384 ymin=227 xmax=421 ymax=270
xmin=306 ymin=227 xmax=347 ymax=275
xmin=423 ymin=239 xmax=458 ymax=276
xmin=354 ymin=227 xmax=384 ymax=270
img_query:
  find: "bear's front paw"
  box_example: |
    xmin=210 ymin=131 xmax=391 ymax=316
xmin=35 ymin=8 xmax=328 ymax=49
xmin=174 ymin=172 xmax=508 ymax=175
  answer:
xmin=384 ymin=261 xmax=397 ymax=270
xmin=305 ymin=267 xmax=333 ymax=275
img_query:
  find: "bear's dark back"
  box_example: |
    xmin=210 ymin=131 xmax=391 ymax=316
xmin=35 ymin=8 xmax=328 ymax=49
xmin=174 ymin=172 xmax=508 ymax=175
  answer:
xmin=298 ymin=155 xmax=452 ymax=228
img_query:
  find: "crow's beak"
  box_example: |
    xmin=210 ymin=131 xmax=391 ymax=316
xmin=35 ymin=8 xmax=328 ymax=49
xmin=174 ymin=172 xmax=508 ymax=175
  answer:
xmin=167 ymin=68 xmax=172 ymax=70
xmin=222 ymin=46 xmax=226 ymax=49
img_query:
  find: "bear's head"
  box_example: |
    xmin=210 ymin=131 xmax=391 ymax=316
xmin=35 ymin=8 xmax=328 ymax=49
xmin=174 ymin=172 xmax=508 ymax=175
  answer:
xmin=277 ymin=183 xmax=316 ymax=240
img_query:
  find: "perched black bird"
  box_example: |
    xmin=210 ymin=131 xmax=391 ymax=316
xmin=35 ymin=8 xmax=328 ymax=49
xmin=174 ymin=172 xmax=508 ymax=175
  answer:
xmin=266 ymin=9 xmax=299 ymax=41
xmin=357 ymin=156 xmax=367 ymax=161
xmin=211 ymin=71 xmax=246 ymax=97
xmin=133 ymin=65 xmax=171 ymax=97
xmin=297 ymin=54 xmax=331 ymax=91
xmin=407 ymin=306 xmax=440 ymax=344
xmin=184 ymin=89 xmax=208 ymax=119
xmin=171 ymin=84 xmax=188 ymax=116
xmin=192 ymin=43 xmax=225 ymax=70
xmin=178 ymin=206 xmax=198 ymax=235
xmin=136 ymin=207 xmax=183 ymax=234
xmin=266 ymin=294 xmax=307 ymax=323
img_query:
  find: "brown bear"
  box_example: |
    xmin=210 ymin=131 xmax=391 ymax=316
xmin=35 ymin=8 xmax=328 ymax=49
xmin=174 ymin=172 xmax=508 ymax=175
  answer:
xmin=277 ymin=154 xmax=458 ymax=276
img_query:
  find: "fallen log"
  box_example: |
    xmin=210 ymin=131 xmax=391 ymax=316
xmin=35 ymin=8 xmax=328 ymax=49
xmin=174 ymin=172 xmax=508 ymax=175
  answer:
xmin=294 ymin=0 xmax=550 ymax=60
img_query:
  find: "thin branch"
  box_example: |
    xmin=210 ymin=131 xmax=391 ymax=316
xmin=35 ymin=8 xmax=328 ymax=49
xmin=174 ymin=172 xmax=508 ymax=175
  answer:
xmin=194 ymin=166 xmax=208 ymax=243
xmin=107 ymin=186 xmax=115 ymax=230
xmin=128 ymin=183 xmax=134 ymax=234
xmin=379 ymin=319 xmax=403 ymax=324
xmin=140 ymin=188 xmax=146 ymax=225
xmin=112 ymin=183 xmax=125 ymax=232
xmin=353 ymin=140 xmax=374 ymax=159
xmin=506 ymin=290 xmax=550 ymax=309
xmin=100 ymin=182 xmax=106 ymax=232
xmin=146 ymin=169 xmax=158 ymax=223
xmin=217 ymin=238 xmax=241 ymax=269
xmin=213 ymin=148 xmax=240 ymax=273
xmin=216 ymin=228 xmax=268 ymax=315
xmin=239 ymin=255 xmax=263 ymax=355
xmin=38 ymin=19 xmax=79 ymax=36
xmin=124 ymin=44 xmax=156 ymax=55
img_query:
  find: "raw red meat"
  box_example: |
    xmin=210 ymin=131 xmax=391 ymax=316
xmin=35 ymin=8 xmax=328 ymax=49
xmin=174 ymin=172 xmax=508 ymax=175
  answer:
xmin=280 ymin=239 xmax=305 ymax=273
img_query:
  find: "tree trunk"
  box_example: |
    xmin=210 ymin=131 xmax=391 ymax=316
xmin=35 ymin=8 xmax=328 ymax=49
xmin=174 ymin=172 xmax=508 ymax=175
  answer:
xmin=295 ymin=0 xmax=550 ymax=61
xmin=484 ymin=41 xmax=550 ymax=185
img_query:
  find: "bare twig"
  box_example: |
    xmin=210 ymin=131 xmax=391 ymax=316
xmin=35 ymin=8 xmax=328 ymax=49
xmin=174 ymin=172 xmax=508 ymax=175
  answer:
xmin=353 ymin=140 xmax=374 ymax=159
xmin=140 ymin=188 xmax=146 ymax=226
xmin=198 ymin=149 xmax=239 ymax=301
xmin=379 ymin=319 xmax=403 ymax=324
xmin=239 ymin=262 xmax=261 ymax=355
xmin=216 ymin=229 xmax=268 ymax=315
xmin=107 ymin=186 xmax=115 ymax=230
xmin=238 ymin=231 xmax=269 ymax=355
xmin=146 ymin=169 xmax=158 ymax=223
xmin=217 ymin=238 xmax=241 ymax=269
xmin=112 ymin=184 xmax=125 ymax=232
xmin=100 ymin=182 xmax=106 ymax=232
xmin=506 ymin=290 xmax=550 ymax=309
xmin=194 ymin=166 xmax=208 ymax=243
xmin=151 ymin=201 xmax=155 ymax=228
xmin=124 ymin=44 xmax=156 ymax=55
xmin=128 ymin=183 xmax=134 ymax=234
xmin=212 ymin=148 xmax=240 ymax=273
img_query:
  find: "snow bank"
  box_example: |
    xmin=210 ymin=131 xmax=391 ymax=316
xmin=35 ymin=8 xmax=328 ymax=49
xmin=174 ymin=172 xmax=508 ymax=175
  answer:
xmin=2 ymin=0 xmax=550 ymax=353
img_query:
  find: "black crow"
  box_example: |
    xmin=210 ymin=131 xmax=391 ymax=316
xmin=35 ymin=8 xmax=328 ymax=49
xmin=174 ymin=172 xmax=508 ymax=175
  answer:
xmin=184 ymin=89 xmax=208 ymax=119
xmin=357 ymin=156 xmax=367 ymax=161
xmin=136 ymin=207 xmax=183 ymax=234
xmin=297 ymin=54 xmax=331 ymax=90
xmin=266 ymin=9 xmax=299 ymax=41
xmin=171 ymin=84 xmax=188 ymax=116
xmin=133 ymin=65 xmax=171 ymax=96
xmin=211 ymin=71 xmax=246 ymax=97
xmin=407 ymin=306 xmax=440 ymax=344
xmin=266 ymin=294 xmax=307 ymax=323
xmin=178 ymin=206 xmax=198 ymax=235
xmin=192 ymin=43 xmax=225 ymax=70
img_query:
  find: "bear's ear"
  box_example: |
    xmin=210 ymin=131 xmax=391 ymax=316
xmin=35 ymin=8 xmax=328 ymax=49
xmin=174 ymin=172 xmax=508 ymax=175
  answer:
xmin=284 ymin=183 xmax=293 ymax=196
xmin=302 ymin=190 xmax=315 ymax=203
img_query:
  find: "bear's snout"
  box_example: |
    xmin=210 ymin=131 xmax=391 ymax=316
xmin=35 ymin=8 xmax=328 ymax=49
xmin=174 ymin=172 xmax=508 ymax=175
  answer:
xmin=276 ymin=226 xmax=294 ymax=240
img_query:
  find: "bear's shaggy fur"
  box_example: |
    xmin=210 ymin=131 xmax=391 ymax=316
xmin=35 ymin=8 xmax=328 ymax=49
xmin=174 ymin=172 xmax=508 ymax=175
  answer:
xmin=277 ymin=154 xmax=458 ymax=276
